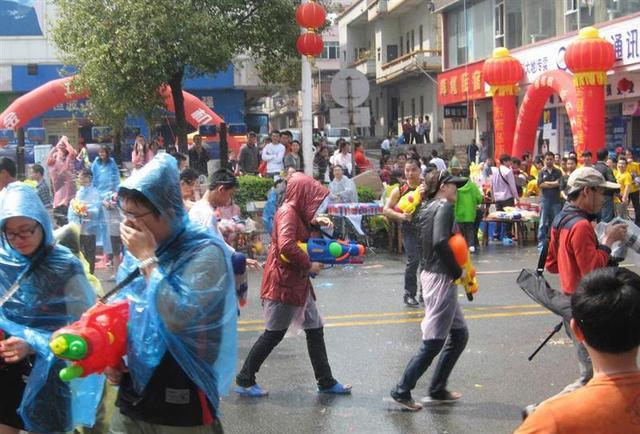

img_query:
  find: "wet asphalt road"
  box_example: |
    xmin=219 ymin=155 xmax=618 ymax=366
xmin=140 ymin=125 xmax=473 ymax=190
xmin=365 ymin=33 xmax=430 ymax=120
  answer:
xmin=97 ymin=243 xmax=639 ymax=434
xmin=217 ymin=243 xmax=637 ymax=434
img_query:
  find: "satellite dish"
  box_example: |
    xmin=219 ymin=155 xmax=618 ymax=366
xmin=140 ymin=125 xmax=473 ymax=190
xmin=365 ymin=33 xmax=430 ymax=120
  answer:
xmin=330 ymin=69 xmax=370 ymax=108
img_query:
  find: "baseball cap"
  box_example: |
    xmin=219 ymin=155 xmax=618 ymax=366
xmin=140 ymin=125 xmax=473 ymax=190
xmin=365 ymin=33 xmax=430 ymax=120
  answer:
xmin=566 ymin=167 xmax=619 ymax=194
xmin=436 ymin=170 xmax=467 ymax=190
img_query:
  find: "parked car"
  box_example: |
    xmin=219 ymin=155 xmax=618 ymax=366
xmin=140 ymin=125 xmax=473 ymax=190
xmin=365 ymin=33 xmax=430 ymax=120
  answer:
xmin=324 ymin=127 xmax=350 ymax=151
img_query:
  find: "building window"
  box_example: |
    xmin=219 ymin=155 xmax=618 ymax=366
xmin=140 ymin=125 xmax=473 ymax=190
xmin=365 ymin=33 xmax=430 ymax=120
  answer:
xmin=495 ymin=1 xmax=505 ymax=47
xmin=411 ymin=30 xmax=415 ymax=53
xmin=400 ymin=101 xmax=405 ymax=121
xmin=375 ymin=97 xmax=379 ymax=120
xmin=420 ymin=95 xmax=424 ymax=117
xmin=400 ymin=36 xmax=404 ymax=56
xmin=387 ymin=45 xmax=398 ymax=62
xmin=447 ymin=1 xmax=493 ymax=68
xmin=321 ymin=41 xmax=339 ymax=59
xmin=506 ymin=0 xmax=522 ymax=49
xmin=406 ymin=31 xmax=411 ymax=54
xmin=526 ymin=0 xmax=556 ymax=44
xmin=565 ymin=0 xmax=578 ymax=32
xmin=411 ymin=98 xmax=416 ymax=120
xmin=606 ymin=0 xmax=640 ymax=21
xmin=419 ymin=25 xmax=424 ymax=51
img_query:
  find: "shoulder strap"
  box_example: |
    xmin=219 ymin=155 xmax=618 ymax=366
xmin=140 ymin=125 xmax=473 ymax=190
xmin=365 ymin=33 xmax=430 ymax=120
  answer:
xmin=399 ymin=183 xmax=412 ymax=197
xmin=536 ymin=212 xmax=585 ymax=272
xmin=498 ymin=166 xmax=510 ymax=186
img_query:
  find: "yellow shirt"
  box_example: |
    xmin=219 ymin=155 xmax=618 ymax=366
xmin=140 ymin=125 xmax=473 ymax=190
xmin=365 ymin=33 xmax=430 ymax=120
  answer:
xmin=525 ymin=179 xmax=539 ymax=197
xmin=615 ymin=170 xmax=633 ymax=203
xmin=529 ymin=165 xmax=538 ymax=180
xmin=627 ymin=162 xmax=640 ymax=193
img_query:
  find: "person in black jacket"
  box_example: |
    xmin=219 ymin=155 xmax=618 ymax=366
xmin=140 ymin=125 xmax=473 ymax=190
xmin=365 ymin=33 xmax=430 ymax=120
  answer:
xmin=389 ymin=169 xmax=469 ymax=411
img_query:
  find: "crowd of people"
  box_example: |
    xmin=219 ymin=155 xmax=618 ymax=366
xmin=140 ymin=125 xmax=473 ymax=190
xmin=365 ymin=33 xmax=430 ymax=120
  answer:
xmin=1 ymin=128 xmax=640 ymax=433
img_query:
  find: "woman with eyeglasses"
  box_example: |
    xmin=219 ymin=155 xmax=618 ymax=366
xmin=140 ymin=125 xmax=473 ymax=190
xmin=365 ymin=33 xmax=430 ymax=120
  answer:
xmin=180 ymin=168 xmax=200 ymax=212
xmin=0 ymin=183 xmax=101 ymax=433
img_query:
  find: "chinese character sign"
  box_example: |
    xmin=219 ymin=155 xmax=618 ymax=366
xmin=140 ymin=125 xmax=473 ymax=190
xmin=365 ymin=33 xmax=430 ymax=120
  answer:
xmin=437 ymin=62 xmax=486 ymax=105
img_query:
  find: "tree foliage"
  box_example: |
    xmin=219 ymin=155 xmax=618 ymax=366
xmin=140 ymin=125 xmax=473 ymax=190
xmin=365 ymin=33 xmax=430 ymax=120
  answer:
xmin=52 ymin=0 xmax=300 ymax=150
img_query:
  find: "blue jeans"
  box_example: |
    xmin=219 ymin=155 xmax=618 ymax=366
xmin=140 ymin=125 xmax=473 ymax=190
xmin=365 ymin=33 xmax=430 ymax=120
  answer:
xmin=402 ymin=224 xmax=421 ymax=297
xmin=599 ymin=195 xmax=614 ymax=223
xmin=495 ymin=198 xmax=515 ymax=239
xmin=538 ymin=199 xmax=563 ymax=246
xmin=392 ymin=328 xmax=469 ymax=399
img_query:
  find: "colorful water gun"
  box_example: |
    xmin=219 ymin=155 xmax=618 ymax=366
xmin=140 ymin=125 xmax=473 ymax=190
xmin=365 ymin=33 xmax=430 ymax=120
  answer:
xmin=71 ymin=198 xmax=89 ymax=217
xmin=281 ymin=238 xmax=365 ymax=265
xmin=49 ymin=299 xmax=129 ymax=381
xmin=393 ymin=189 xmax=421 ymax=214
xmin=232 ymin=252 xmax=248 ymax=307
xmin=448 ymin=233 xmax=479 ymax=301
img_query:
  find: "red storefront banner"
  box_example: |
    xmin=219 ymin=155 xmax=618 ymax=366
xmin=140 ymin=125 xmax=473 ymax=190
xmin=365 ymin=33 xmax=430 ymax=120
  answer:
xmin=437 ymin=62 xmax=487 ymax=105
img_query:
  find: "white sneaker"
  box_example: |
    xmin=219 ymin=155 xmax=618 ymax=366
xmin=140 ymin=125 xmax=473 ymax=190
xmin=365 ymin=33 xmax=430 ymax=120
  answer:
xmin=469 ymin=246 xmax=476 ymax=253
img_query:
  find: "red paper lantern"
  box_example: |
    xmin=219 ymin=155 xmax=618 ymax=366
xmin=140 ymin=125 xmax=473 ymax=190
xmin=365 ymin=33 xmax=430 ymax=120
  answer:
xmin=565 ymin=27 xmax=615 ymax=85
xmin=482 ymin=47 xmax=523 ymax=93
xmin=297 ymin=32 xmax=324 ymax=57
xmin=296 ymin=2 xmax=326 ymax=30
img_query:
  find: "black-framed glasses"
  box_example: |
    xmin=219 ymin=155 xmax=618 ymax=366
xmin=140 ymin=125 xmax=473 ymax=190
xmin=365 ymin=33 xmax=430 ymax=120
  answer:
xmin=4 ymin=224 xmax=40 ymax=241
xmin=117 ymin=203 xmax=154 ymax=221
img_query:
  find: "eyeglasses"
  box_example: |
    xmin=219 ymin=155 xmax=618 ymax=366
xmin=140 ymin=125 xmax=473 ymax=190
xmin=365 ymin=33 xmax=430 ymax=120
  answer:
xmin=4 ymin=224 xmax=39 ymax=241
xmin=117 ymin=203 xmax=155 ymax=221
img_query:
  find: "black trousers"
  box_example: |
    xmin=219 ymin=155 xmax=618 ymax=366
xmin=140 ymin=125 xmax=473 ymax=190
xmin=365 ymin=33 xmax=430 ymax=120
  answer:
xmin=236 ymin=327 xmax=337 ymax=389
xmin=80 ymin=234 xmax=97 ymax=274
xmin=458 ymin=222 xmax=476 ymax=249
xmin=630 ymin=191 xmax=640 ymax=226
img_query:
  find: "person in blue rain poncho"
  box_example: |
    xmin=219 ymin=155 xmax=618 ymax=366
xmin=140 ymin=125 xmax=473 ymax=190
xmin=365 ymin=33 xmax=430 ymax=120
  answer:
xmin=106 ymin=154 xmax=237 ymax=434
xmin=68 ymin=168 xmax=104 ymax=274
xmin=0 ymin=183 xmax=102 ymax=433
xmin=92 ymin=145 xmax=122 ymax=276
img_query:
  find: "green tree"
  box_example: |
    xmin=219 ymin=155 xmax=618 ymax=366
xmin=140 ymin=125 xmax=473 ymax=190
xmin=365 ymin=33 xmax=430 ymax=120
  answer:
xmin=52 ymin=0 xmax=301 ymax=152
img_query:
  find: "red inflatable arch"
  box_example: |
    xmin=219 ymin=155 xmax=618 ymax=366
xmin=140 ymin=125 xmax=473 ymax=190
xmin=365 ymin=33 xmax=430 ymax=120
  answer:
xmin=0 ymin=75 xmax=240 ymax=151
xmin=512 ymin=71 xmax=579 ymax=159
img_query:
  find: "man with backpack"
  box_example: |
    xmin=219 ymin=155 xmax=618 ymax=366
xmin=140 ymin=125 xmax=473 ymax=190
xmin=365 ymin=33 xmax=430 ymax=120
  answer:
xmin=524 ymin=167 xmax=627 ymax=417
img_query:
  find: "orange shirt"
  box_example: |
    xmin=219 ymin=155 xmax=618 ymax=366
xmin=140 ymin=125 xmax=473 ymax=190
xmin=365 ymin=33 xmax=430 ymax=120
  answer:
xmin=514 ymin=371 xmax=640 ymax=434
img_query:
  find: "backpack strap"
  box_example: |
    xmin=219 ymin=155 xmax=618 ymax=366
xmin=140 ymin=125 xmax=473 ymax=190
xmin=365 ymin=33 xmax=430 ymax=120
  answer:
xmin=536 ymin=212 xmax=585 ymax=273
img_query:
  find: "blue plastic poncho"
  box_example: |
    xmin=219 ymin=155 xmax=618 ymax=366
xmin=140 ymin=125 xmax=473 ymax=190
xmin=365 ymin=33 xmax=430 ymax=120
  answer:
xmin=92 ymin=156 xmax=120 ymax=251
xmin=91 ymin=156 xmax=120 ymax=196
xmin=67 ymin=185 xmax=103 ymax=236
xmin=116 ymin=153 xmax=237 ymax=416
xmin=0 ymin=183 xmax=102 ymax=432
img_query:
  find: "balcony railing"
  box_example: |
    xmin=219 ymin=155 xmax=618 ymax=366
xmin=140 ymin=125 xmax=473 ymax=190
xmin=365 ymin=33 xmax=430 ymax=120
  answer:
xmin=349 ymin=56 xmax=376 ymax=77
xmin=378 ymin=49 xmax=441 ymax=83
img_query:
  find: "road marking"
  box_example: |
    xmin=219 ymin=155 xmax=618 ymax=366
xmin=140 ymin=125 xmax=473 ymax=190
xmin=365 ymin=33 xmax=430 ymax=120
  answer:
xmin=237 ymin=304 xmax=541 ymax=325
xmin=237 ymin=309 xmax=552 ymax=332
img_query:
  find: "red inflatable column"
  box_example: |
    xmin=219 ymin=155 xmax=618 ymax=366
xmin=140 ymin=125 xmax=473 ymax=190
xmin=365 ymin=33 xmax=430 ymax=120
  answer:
xmin=482 ymin=48 xmax=523 ymax=158
xmin=565 ymin=27 xmax=615 ymax=157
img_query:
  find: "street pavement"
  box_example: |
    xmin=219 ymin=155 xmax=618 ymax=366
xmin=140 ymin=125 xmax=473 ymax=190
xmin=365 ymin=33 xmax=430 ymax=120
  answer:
xmin=96 ymin=243 xmax=639 ymax=433
xmin=219 ymin=243 xmax=639 ymax=434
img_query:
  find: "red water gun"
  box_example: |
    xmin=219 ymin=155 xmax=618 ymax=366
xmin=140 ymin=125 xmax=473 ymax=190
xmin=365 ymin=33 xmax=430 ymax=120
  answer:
xmin=49 ymin=299 xmax=129 ymax=381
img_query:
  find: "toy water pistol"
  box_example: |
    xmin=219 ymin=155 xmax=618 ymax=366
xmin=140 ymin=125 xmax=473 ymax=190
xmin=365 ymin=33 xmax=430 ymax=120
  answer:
xmin=280 ymin=238 xmax=365 ymax=265
xmin=448 ymin=233 xmax=479 ymax=301
xmin=394 ymin=189 xmax=421 ymax=214
xmin=49 ymin=299 xmax=129 ymax=381
xmin=232 ymin=252 xmax=248 ymax=307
